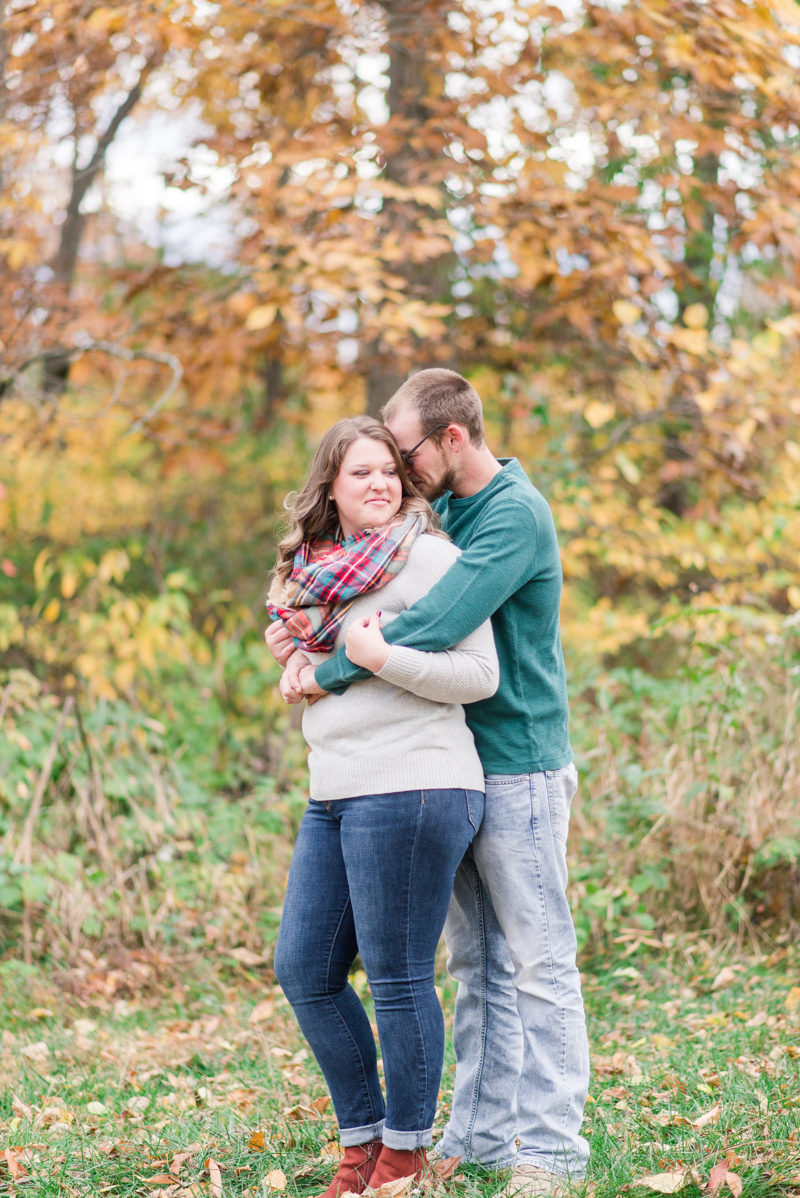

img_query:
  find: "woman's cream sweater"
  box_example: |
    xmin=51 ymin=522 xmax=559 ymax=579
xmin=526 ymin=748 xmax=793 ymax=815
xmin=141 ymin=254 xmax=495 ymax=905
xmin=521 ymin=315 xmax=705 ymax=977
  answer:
xmin=301 ymin=533 xmax=499 ymax=802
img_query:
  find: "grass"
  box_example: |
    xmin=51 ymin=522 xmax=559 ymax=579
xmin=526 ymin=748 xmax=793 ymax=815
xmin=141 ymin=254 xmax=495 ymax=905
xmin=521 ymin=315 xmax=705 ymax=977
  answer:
xmin=3 ymin=940 xmax=800 ymax=1196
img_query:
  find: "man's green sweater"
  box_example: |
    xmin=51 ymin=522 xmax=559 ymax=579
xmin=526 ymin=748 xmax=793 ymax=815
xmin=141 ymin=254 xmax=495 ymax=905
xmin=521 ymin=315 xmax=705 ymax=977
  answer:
xmin=314 ymin=458 xmax=572 ymax=775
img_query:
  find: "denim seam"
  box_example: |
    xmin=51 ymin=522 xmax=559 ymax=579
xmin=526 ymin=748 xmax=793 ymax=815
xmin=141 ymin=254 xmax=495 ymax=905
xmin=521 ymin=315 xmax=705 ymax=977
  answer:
xmin=325 ymin=895 xmax=383 ymax=1127
xmin=462 ymin=855 xmax=488 ymax=1160
xmin=404 ymin=790 xmax=429 ymax=1137
xmin=539 ymin=773 xmax=574 ymax=1139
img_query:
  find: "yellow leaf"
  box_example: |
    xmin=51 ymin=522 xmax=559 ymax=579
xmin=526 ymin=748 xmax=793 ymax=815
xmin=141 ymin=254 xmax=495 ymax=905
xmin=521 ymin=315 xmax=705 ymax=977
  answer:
xmin=770 ymin=0 xmax=800 ymax=27
xmin=669 ymin=327 xmax=708 ymax=355
xmin=247 ymin=1130 xmax=267 ymax=1152
xmin=788 ymin=586 xmax=800 ymax=610
xmin=0 ymin=239 xmax=38 ymax=270
xmin=612 ymin=300 xmax=640 ymax=326
xmin=320 ymin=1143 xmax=344 ymax=1162
xmin=267 ymin=1169 xmax=287 ymax=1191
xmin=584 ymin=401 xmax=616 ymax=429
xmin=614 ymin=451 xmax=641 ymax=484
xmin=246 ymin=304 xmax=278 ymax=331
xmin=785 ymin=440 xmax=800 ymax=462
xmin=683 ymin=303 xmax=708 ymax=328
xmin=735 ymin=417 xmax=757 ymax=447
xmin=43 ymin=598 xmax=60 ymax=623
xmin=768 ymin=313 xmax=800 ymax=336
xmin=86 ymin=6 xmax=126 ymax=30
xmin=696 ymin=389 xmax=719 ymax=415
xmin=60 ymin=570 xmax=78 ymax=599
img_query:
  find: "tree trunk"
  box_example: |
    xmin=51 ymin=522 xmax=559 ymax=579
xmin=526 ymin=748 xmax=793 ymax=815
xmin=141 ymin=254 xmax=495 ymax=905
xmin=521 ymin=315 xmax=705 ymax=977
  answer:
xmin=44 ymin=66 xmax=154 ymax=395
xmin=364 ymin=0 xmax=455 ymax=414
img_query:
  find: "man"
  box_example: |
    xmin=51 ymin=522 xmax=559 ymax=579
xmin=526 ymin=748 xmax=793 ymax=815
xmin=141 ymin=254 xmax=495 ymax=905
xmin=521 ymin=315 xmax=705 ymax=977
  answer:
xmin=267 ymin=369 xmax=589 ymax=1197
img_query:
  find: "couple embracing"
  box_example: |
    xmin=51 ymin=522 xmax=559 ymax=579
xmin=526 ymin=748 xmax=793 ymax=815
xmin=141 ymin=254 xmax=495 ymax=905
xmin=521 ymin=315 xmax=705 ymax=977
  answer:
xmin=265 ymin=370 xmax=589 ymax=1198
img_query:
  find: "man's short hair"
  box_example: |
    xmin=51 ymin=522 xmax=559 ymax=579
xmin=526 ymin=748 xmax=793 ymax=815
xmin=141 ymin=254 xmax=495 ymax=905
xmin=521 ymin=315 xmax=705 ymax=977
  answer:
xmin=382 ymin=368 xmax=485 ymax=447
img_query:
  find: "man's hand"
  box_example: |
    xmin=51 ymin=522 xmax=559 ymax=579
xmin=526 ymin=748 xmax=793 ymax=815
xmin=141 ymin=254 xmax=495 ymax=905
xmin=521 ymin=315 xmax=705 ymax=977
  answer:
xmin=345 ymin=611 xmax=390 ymax=673
xmin=265 ymin=619 xmax=295 ymax=667
xmin=298 ymin=665 xmax=328 ymax=706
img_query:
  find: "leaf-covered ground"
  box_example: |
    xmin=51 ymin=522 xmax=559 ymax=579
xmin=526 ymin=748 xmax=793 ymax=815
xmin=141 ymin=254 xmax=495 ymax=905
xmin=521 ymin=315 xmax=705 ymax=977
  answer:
xmin=3 ymin=939 xmax=800 ymax=1197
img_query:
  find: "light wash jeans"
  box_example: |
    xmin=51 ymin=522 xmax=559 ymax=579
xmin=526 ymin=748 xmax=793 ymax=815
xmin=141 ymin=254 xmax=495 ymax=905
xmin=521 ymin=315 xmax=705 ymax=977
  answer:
xmin=437 ymin=766 xmax=590 ymax=1178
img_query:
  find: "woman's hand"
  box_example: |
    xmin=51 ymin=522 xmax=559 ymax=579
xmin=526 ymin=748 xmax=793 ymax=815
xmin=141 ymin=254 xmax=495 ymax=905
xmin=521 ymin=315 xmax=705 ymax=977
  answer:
xmin=345 ymin=611 xmax=390 ymax=672
xmin=279 ymin=650 xmax=329 ymax=705
xmin=265 ymin=619 xmax=295 ymax=666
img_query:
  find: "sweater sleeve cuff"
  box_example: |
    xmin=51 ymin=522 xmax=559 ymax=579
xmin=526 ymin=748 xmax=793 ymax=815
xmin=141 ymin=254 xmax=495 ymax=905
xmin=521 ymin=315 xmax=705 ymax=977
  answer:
xmin=375 ymin=645 xmax=424 ymax=689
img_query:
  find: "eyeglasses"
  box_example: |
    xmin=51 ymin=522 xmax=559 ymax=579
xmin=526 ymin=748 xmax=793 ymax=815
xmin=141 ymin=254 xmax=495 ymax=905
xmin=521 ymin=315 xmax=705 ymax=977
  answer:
xmin=400 ymin=424 xmax=450 ymax=463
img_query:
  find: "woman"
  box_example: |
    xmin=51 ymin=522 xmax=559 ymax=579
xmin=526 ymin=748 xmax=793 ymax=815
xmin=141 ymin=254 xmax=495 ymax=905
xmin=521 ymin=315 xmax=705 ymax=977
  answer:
xmin=269 ymin=416 xmax=498 ymax=1197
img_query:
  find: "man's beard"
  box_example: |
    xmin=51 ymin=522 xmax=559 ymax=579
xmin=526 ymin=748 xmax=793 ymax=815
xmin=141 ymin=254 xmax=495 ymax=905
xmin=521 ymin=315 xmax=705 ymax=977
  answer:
xmin=415 ymin=455 xmax=459 ymax=501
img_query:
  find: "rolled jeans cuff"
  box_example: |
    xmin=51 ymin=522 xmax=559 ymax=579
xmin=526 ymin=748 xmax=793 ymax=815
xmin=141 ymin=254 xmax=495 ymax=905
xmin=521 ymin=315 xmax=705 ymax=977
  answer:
xmin=339 ymin=1119 xmax=385 ymax=1147
xmin=382 ymin=1126 xmax=434 ymax=1150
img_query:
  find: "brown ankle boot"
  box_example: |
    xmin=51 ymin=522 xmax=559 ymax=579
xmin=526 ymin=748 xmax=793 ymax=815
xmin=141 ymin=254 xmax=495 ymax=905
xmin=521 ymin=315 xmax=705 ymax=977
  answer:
xmin=317 ymin=1141 xmax=383 ymax=1198
xmin=366 ymin=1145 xmax=429 ymax=1191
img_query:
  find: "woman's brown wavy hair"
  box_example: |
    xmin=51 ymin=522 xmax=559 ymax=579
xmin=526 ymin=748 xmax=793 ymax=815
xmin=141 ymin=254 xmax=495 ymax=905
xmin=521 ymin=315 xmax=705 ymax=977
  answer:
xmin=270 ymin=416 xmax=442 ymax=595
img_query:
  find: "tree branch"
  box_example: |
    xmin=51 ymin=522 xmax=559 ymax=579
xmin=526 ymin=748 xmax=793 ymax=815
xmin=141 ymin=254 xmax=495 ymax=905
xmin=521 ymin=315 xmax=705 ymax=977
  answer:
xmin=52 ymin=57 xmax=158 ymax=286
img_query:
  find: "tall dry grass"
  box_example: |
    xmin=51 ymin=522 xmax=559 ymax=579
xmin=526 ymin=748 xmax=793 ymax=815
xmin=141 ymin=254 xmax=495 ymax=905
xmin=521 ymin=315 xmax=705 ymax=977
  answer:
xmin=570 ymin=613 xmax=800 ymax=953
xmin=1 ymin=614 xmax=799 ymax=969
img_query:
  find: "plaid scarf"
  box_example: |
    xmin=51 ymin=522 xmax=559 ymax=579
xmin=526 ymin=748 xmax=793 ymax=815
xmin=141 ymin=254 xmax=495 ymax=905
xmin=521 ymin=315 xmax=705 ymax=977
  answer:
xmin=268 ymin=510 xmax=427 ymax=653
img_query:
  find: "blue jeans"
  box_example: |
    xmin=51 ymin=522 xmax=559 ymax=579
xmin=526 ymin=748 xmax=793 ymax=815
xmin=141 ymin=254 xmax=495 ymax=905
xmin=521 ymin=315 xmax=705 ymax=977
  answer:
xmin=274 ymin=788 xmax=484 ymax=1150
xmin=438 ymin=767 xmax=590 ymax=1178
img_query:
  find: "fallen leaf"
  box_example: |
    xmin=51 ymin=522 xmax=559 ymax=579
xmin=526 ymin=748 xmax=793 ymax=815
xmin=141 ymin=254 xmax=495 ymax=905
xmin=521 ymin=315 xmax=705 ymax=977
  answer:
xmin=87 ymin=1101 xmax=108 ymax=1116
xmin=247 ymin=1131 xmax=268 ymax=1153
xmin=635 ymin=1170 xmax=689 ymax=1193
xmin=170 ymin=1152 xmax=194 ymax=1176
xmin=433 ymin=1156 xmax=462 ymax=1180
xmin=711 ymin=967 xmax=738 ymax=991
xmin=372 ymin=1177 xmax=415 ymax=1198
xmin=28 ymin=1008 xmax=54 ymax=1020
xmin=208 ymin=1158 xmax=223 ymax=1198
xmin=20 ymin=1041 xmax=50 ymax=1062
xmin=690 ymin=1103 xmax=721 ymax=1130
xmin=725 ymin=1172 xmax=743 ymax=1198
xmin=709 ymin=1163 xmax=728 ymax=1195
xmin=786 ymin=987 xmax=800 ymax=1012
xmin=11 ymin=1095 xmax=34 ymax=1119
xmin=4 ymin=1150 xmax=29 ymax=1181
xmin=267 ymin=1168 xmax=287 ymax=1191
xmin=745 ymin=1010 xmax=768 ymax=1028
xmin=229 ymin=947 xmax=266 ymax=967
xmin=311 ymin=1096 xmax=331 ymax=1114
xmin=145 ymin=1175 xmax=175 ymax=1185
xmin=249 ymin=999 xmax=275 ymax=1025
xmin=124 ymin=1096 xmax=151 ymax=1115
xmin=319 ymin=1143 xmax=344 ymax=1163
xmin=72 ymin=1019 xmax=97 ymax=1036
